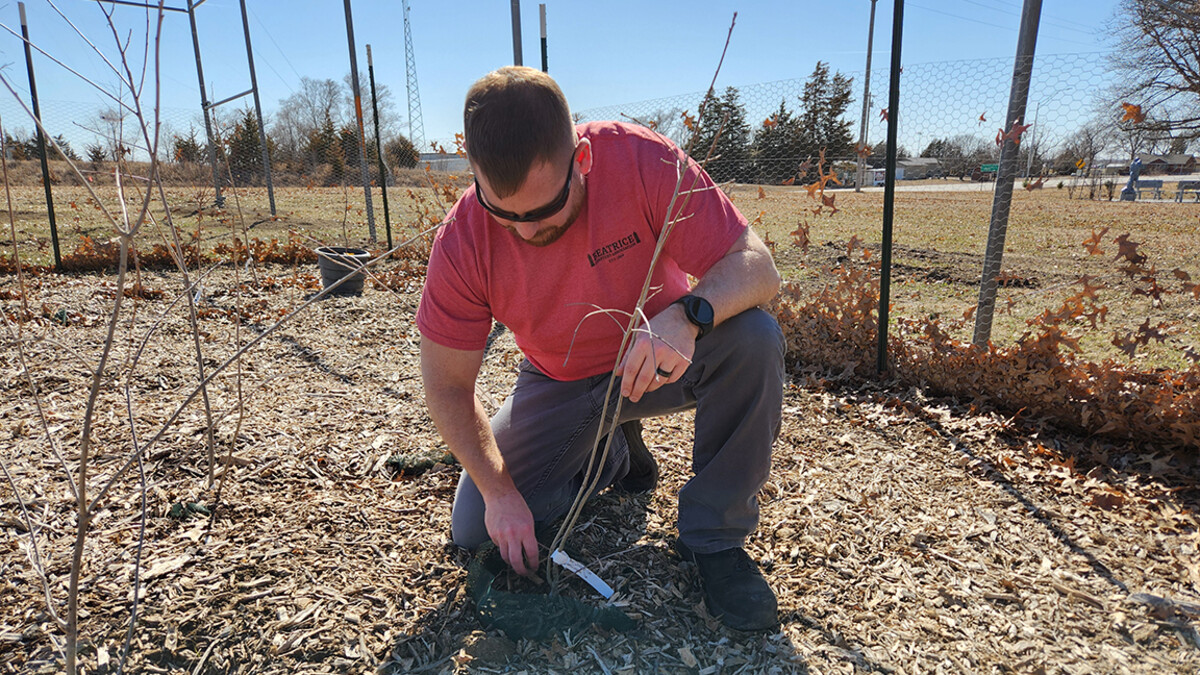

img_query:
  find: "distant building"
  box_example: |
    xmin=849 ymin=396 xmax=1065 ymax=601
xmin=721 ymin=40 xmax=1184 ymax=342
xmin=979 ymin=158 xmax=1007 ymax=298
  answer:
xmin=420 ymin=152 xmax=469 ymax=173
xmin=897 ymin=157 xmax=942 ymax=179
xmin=1136 ymin=152 xmax=1196 ymax=175
xmin=1164 ymin=154 xmax=1197 ymax=175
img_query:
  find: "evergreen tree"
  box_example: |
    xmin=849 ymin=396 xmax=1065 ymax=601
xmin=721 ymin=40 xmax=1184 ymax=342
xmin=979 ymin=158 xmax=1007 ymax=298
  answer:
xmin=868 ymin=140 xmax=908 ymax=166
xmin=750 ymin=100 xmax=804 ymax=184
xmin=227 ymin=109 xmax=271 ymax=185
xmin=921 ymin=138 xmax=956 ymax=159
xmin=20 ymin=134 xmax=42 ymax=161
xmin=305 ymin=113 xmax=343 ymax=181
xmin=385 ymin=135 xmax=419 ymax=169
xmin=798 ymin=62 xmax=855 ymax=161
xmin=53 ymin=135 xmax=79 ymax=161
xmin=86 ymin=143 xmax=105 ymax=165
xmin=173 ymin=129 xmax=203 ymax=163
xmin=691 ymin=86 xmax=752 ymax=183
xmin=20 ymin=133 xmax=78 ymax=161
xmin=338 ymin=124 xmax=365 ymax=172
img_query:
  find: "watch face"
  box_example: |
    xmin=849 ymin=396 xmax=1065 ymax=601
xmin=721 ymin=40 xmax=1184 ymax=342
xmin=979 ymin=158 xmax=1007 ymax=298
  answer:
xmin=688 ymin=296 xmax=714 ymax=325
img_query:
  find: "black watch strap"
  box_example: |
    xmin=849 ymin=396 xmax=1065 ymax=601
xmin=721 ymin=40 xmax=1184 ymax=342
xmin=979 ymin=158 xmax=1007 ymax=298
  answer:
xmin=674 ymin=294 xmax=714 ymax=340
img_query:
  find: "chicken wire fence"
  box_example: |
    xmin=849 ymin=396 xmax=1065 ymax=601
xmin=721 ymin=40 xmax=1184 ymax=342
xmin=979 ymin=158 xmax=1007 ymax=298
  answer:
xmin=0 ymin=89 xmax=454 ymax=259
xmin=2 ymin=50 xmax=1194 ymax=263
xmin=578 ymin=52 xmax=1184 ymax=194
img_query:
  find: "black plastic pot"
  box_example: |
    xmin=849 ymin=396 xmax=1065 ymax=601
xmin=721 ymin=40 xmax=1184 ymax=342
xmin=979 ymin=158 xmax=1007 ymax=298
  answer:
xmin=315 ymin=246 xmax=370 ymax=296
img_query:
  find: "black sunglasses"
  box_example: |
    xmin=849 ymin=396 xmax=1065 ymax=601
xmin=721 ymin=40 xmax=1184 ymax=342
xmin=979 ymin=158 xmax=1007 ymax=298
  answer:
xmin=474 ymin=150 xmax=576 ymax=223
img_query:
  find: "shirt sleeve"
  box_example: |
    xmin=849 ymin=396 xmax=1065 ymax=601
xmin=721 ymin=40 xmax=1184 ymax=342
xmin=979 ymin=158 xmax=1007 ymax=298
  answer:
xmin=643 ymin=134 xmax=747 ymax=278
xmin=415 ymin=220 xmax=494 ymax=352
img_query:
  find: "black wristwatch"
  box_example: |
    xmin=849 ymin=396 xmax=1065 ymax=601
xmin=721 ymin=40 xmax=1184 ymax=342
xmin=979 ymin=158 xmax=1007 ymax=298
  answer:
xmin=674 ymin=294 xmax=714 ymax=340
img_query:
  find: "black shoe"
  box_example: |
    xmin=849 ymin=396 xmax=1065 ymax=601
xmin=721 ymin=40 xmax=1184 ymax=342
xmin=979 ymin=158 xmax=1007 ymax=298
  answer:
xmin=677 ymin=542 xmax=779 ymax=631
xmin=612 ymin=420 xmax=658 ymax=493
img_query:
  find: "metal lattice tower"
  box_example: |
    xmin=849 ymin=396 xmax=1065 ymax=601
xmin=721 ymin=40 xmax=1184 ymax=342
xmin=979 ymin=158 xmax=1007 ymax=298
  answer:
xmin=402 ymin=0 xmax=426 ymax=152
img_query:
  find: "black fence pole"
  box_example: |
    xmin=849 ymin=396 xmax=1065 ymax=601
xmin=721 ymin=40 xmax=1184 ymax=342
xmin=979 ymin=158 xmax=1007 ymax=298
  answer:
xmin=19 ymin=3 xmax=60 ymax=271
xmin=367 ymin=45 xmax=392 ymax=249
xmin=878 ymin=0 xmax=904 ymax=375
xmin=973 ymin=0 xmax=1042 ymax=347
xmin=186 ymin=0 xmax=224 ymax=208
xmin=239 ymin=0 xmax=276 ymax=216
xmin=539 ymin=4 xmax=548 ymax=72
xmin=343 ymin=0 xmax=377 ymax=243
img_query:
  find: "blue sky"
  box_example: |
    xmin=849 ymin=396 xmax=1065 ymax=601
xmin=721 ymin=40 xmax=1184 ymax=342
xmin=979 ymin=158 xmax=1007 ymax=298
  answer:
xmin=0 ymin=0 xmax=1122 ymax=153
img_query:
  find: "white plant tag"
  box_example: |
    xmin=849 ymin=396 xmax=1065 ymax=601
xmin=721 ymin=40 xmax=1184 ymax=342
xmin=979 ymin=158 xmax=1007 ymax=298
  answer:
xmin=550 ymin=549 xmax=614 ymax=599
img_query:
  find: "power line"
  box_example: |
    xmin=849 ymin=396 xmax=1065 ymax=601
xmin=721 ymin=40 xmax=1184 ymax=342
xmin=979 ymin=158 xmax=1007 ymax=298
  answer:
xmin=252 ymin=48 xmax=292 ymax=96
xmin=958 ymin=0 xmax=1100 ymax=35
xmin=249 ymin=5 xmax=301 ymax=85
xmin=908 ymin=2 xmax=1024 ymax=31
xmin=965 ymin=0 xmax=1101 ymax=33
xmin=907 ymin=2 xmax=1103 ymax=49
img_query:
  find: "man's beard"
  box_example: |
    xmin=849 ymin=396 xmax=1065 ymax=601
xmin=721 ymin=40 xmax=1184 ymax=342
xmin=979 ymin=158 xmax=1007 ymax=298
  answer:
xmin=505 ymin=183 xmax=587 ymax=247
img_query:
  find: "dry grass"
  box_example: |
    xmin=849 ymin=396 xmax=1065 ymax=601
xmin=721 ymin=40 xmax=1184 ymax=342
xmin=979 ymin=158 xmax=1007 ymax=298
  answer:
xmin=730 ymin=185 xmax=1200 ymax=368
xmin=3 ymin=172 xmax=468 ymax=264
xmin=5 ymin=180 xmax=1196 ymax=369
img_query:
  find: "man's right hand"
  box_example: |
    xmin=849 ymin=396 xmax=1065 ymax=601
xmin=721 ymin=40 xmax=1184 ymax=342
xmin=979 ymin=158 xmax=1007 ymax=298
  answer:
xmin=485 ymin=489 xmax=539 ymax=576
xmin=422 ymin=337 xmax=540 ymax=575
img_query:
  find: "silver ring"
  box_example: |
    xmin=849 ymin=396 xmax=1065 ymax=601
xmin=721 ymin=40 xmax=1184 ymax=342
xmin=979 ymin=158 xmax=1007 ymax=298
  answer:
xmin=655 ymin=366 xmax=671 ymax=378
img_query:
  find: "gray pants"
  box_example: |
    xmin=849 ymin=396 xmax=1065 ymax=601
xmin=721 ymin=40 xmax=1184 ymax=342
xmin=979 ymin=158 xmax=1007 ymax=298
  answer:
xmin=451 ymin=308 xmax=785 ymax=554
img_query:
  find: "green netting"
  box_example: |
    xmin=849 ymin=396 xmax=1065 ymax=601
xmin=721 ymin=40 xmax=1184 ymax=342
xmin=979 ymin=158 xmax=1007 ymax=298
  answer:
xmin=386 ymin=448 xmax=456 ymax=476
xmin=465 ymin=541 xmax=636 ymax=641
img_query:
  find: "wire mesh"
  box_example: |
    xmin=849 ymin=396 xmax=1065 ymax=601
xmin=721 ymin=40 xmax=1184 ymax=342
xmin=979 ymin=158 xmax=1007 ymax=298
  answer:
xmin=576 ymin=53 xmax=1183 ymax=190
xmin=2 ymin=17 xmax=1197 ymax=361
xmin=577 ymin=50 xmax=1198 ymax=364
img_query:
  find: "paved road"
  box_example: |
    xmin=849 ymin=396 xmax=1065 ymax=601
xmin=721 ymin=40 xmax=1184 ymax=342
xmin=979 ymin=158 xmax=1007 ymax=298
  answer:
xmin=837 ymin=172 xmax=1200 ymax=194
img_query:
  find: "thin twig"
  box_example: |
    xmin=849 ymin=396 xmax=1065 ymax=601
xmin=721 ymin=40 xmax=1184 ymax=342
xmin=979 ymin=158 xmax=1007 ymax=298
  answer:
xmin=0 ymin=21 xmax=138 ymax=116
xmin=44 ymin=0 xmax=136 ymax=90
xmin=0 ymin=314 xmax=79 ymax=500
xmin=550 ymin=14 xmax=739 ymax=585
xmin=0 ymin=457 xmax=67 ymax=634
xmin=62 ymin=6 xmax=168 ymax=667
xmin=206 ymin=164 xmax=251 ymax=535
xmin=88 ymin=228 xmax=443 ymax=513
xmin=0 ymin=116 xmax=29 ymax=317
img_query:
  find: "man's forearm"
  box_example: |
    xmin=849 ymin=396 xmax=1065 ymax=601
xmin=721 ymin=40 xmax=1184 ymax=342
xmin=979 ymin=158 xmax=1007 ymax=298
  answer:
xmin=691 ymin=243 xmax=781 ymax=326
xmin=425 ymin=385 xmax=517 ymax=502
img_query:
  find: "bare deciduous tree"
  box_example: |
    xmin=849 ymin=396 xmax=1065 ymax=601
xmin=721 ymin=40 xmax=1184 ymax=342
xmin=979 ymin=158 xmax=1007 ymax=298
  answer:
xmin=1108 ymin=0 xmax=1200 ymax=140
xmin=272 ymin=76 xmax=343 ymax=162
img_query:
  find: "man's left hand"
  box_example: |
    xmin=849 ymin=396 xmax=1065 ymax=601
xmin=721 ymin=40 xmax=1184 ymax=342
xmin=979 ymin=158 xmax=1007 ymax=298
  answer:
xmin=617 ymin=303 xmax=698 ymax=402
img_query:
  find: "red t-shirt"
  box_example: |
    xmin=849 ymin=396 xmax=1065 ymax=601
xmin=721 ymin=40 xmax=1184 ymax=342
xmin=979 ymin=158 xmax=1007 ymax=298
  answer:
xmin=416 ymin=121 xmax=747 ymax=381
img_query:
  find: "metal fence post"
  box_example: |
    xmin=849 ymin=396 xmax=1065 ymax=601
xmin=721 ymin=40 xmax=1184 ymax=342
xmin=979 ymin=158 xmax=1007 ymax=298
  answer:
xmin=367 ymin=45 xmax=392 ymax=249
xmin=856 ymin=0 xmax=878 ymax=193
xmin=19 ymin=3 xmax=60 ymax=271
xmin=239 ymin=0 xmax=276 ymax=216
xmin=539 ymin=4 xmax=548 ymax=73
xmin=511 ymin=0 xmax=523 ymax=66
xmin=186 ymin=0 xmax=224 ymax=208
xmin=878 ymin=0 xmax=904 ymax=375
xmin=973 ymin=0 xmax=1042 ymax=347
xmin=343 ymin=0 xmax=377 ymax=244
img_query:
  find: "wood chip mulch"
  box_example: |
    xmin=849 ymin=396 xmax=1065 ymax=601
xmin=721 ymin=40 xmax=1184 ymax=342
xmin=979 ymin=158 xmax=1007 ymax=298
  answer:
xmin=1 ymin=264 xmax=1198 ymax=674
